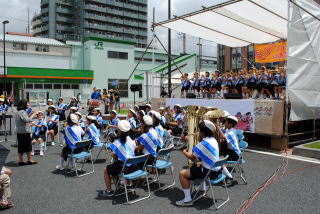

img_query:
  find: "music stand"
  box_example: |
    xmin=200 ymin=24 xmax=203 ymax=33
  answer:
xmin=0 ymin=112 xmax=15 ymax=144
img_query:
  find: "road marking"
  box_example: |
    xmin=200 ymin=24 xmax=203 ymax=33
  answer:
xmin=246 ymin=149 xmax=320 ymax=165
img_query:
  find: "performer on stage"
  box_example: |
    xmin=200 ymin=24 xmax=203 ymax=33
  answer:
xmin=166 ymin=104 xmax=183 ymax=136
xmin=47 ymin=106 xmax=60 ymax=146
xmin=57 ymin=97 xmax=67 ymax=121
xmin=176 ymin=120 xmax=220 ymax=207
xmin=31 ymin=111 xmax=47 ymax=156
xmin=56 ymin=114 xmax=84 ymax=170
xmin=99 ymin=120 xmax=137 ymax=197
xmin=191 ymin=72 xmax=201 ymax=97
xmin=201 ymin=72 xmax=211 ymax=98
xmin=210 ymin=70 xmax=222 ymax=99
xmin=136 ymin=115 xmax=158 ymax=166
xmin=181 ymin=73 xmax=191 ymax=98
xmin=85 ymin=115 xmax=100 ymax=145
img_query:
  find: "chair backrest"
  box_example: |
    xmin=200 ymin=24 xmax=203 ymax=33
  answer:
xmin=157 ymin=146 xmax=174 ymax=157
xmin=239 ymin=140 xmax=248 ymax=150
xmin=236 ymin=129 xmax=245 ymax=141
xmin=212 ymin=155 xmax=229 ymax=168
xmin=124 ymin=154 xmax=149 ymax=165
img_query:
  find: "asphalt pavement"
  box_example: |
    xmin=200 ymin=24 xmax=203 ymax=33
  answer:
xmin=0 ymin=131 xmax=319 ymax=214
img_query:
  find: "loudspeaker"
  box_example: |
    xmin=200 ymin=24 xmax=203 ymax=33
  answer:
xmin=186 ymin=92 xmax=196 ymax=99
xmin=224 ymin=93 xmax=243 ymax=99
xmin=130 ymin=84 xmax=142 ymax=92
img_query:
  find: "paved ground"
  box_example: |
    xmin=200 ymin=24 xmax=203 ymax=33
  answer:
xmin=0 ymin=131 xmax=319 ymax=214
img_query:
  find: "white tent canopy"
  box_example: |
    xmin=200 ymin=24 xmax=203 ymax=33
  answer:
xmin=155 ymin=0 xmax=288 ymax=47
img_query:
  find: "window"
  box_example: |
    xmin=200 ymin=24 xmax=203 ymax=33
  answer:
xmin=155 ymin=59 xmax=165 ymax=63
xmin=34 ymin=84 xmax=43 ymax=89
xmin=107 ymin=51 xmax=128 ymax=60
xmin=44 ymin=84 xmax=53 ymax=89
xmin=108 ymin=79 xmax=129 ymax=98
xmin=25 ymin=84 xmax=33 ymax=89
xmin=71 ymin=84 xmax=79 ymax=89
xmin=35 ymin=45 xmax=49 ymax=52
xmin=138 ymin=84 xmax=143 ymax=98
xmin=63 ymin=84 xmax=71 ymax=89
xmin=13 ymin=43 xmax=27 ymax=51
xmin=54 ymin=84 xmax=62 ymax=89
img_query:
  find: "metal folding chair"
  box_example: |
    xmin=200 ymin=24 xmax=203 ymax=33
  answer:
xmin=113 ymin=154 xmax=151 ymax=204
xmin=192 ymin=156 xmax=230 ymax=210
xmin=67 ymin=139 xmax=94 ymax=177
xmin=93 ymin=141 xmax=111 ymax=163
xmin=146 ymin=146 xmax=175 ymax=191
xmin=226 ymin=140 xmax=248 ymax=184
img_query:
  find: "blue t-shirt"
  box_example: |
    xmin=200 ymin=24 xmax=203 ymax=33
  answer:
xmin=91 ymin=91 xmax=101 ymax=99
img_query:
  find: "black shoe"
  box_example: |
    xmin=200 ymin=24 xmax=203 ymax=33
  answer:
xmin=225 ymin=177 xmax=237 ymax=187
xmin=27 ymin=161 xmax=38 ymax=165
xmin=18 ymin=162 xmax=26 ymax=166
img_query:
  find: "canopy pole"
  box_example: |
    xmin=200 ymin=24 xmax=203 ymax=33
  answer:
xmin=127 ymin=36 xmax=155 ymax=81
xmin=168 ymin=0 xmax=172 ymax=98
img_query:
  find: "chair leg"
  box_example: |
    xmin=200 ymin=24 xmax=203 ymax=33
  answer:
xmin=212 ymin=179 xmax=230 ymax=210
xmin=238 ymin=164 xmax=247 ymax=184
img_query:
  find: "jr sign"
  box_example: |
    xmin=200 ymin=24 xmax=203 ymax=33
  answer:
xmin=94 ymin=41 xmax=104 ymax=50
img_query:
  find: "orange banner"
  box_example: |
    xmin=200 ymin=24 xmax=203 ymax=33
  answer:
xmin=254 ymin=41 xmax=287 ymax=63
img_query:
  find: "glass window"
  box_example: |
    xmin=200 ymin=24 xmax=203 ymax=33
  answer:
xmin=54 ymin=84 xmax=62 ymax=89
xmin=25 ymin=84 xmax=33 ymax=89
xmin=35 ymin=45 xmax=49 ymax=52
xmin=63 ymin=84 xmax=71 ymax=89
xmin=118 ymin=52 xmax=128 ymax=59
xmin=71 ymin=84 xmax=79 ymax=89
xmin=108 ymin=79 xmax=128 ymax=98
xmin=34 ymin=84 xmax=43 ymax=89
xmin=44 ymin=84 xmax=53 ymax=89
xmin=107 ymin=51 xmax=128 ymax=60
xmin=13 ymin=43 xmax=27 ymax=51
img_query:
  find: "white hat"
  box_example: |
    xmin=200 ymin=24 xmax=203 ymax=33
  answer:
xmin=0 ymin=98 xmax=4 ymax=102
xmin=129 ymin=109 xmax=136 ymax=115
xmin=70 ymin=107 xmax=77 ymax=111
xmin=87 ymin=115 xmax=96 ymax=121
xmin=75 ymin=112 xmax=82 ymax=117
xmin=150 ymin=110 xmax=156 ymax=115
xmin=203 ymin=120 xmax=216 ymax=131
xmin=118 ymin=120 xmax=131 ymax=132
xmin=47 ymin=99 xmax=53 ymax=102
xmin=223 ymin=110 xmax=230 ymax=117
xmin=72 ymin=97 xmax=77 ymax=99
xmin=227 ymin=115 xmax=238 ymax=123
xmin=94 ymin=108 xmax=101 ymax=111
xmin=110 ymin=110 xmax=117 ymax=115
xmin=48 ymin=105 xmax=55 ymax=109
xmin=143 ymin=115 xmax=153 ymax=126
xmin=134 ymin=105 xmax=139 ymax=110
xmin=36 ymin=111 xmax=43 ymax=115
xmin=153 ymin=111 xmax=161 ymax=120
xmin=174 ymin=104 xmax=182 ymax=108
xmin=138 ymin=110 xmax=145 ymax=116
xmin=70 ymin=114 xmax=79 ymax=123
xmin=145 ymin=104 xmax=152 ymax=108
xmin=59 ymin=97 xmax=63 ymax=100
xmin=159 ymin=107 xmax=165 ymax=111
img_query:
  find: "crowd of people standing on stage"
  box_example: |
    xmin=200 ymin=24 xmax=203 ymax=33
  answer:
xmin=180 ymin=67 xmax=286 ymax=100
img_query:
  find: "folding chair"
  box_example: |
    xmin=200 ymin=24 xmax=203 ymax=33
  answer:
xmin=146 ymin=146 xmax=175 ymax=191
xmin=67 ymin=139 xmax=94 ymax=177
xmin=226 ymin=140 xmax=248 ymax=184
xmin=192 ymin=156 xmax=230 ymax=210
xmin=113 ymin=154 xmax=151 ymax=204
xmin=93 ymin=141 xmax=111 ymax=163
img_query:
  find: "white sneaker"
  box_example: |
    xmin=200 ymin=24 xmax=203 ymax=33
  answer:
xmin=55 ymin=165 xmax=64 ymax=171
xmin=51 ymin=142 xmax=55 ymax=146
xmin=40 ymin=151 xmax=44 ymax=156
xmin=31 ymin=152 xmax=34 ymax=156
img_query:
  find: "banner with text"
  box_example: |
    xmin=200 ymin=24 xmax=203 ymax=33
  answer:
xmin=254 ymin=41 xmax=287 ymax=63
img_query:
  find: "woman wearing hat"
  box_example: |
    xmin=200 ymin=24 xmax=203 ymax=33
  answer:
xmin=57 ymin=97 xmax=67 ymax=121
xmin=107 ymin=110 xmax=119 ymax=130
xmin=136 ymin=115 xmax=158 ymax=166
xmin=152 ymin=111 xmax=165 ymax=149
xmin=67 ymin=97 xmax=79 ymax=110
xmin=85 ymin=115 xmax=100 ymax=145
xmin=75 ymin=112 xmax=85 ymax=130
xmin=15 ymin=99 xmax=38 ymax=166
xmin=167 ymin=104 xmax=183 ymax=136
xmin=99 ymin=120 xmax=137 ymax=197
xmin=56 ymin=114 xmax=85 ymax=170
xmin=176 ymin=120 xmax=220 ymax=207
xmin=31 ymin=111 xmax=47 ymax=156
xmin=47 ymin=106 xmax=60 ymax=146
xmin=159 ymin=107 xmax=167 ymax=128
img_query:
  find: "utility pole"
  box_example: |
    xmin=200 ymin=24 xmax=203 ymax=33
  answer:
xmin=197 ymin=38 xmax=202 ymax=72
xmin=168 ymin=0 xmax=172 ymax=98
xmin=182 ymin=33 xmax=186 ymax=54
xmin=27 ymin=8 xmax=30 ymax=34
